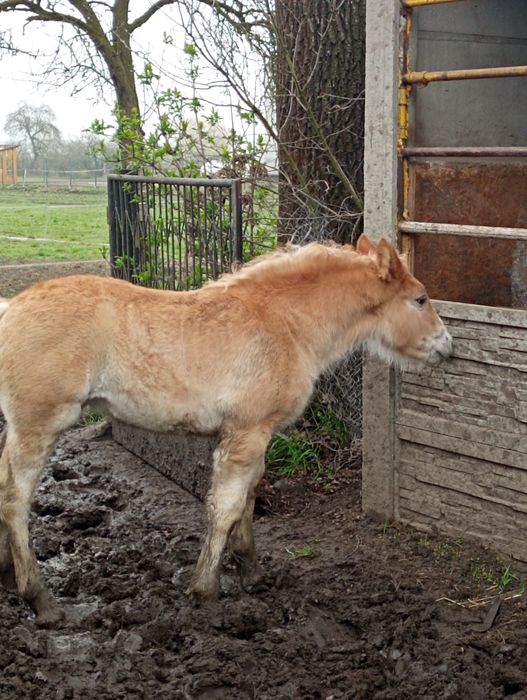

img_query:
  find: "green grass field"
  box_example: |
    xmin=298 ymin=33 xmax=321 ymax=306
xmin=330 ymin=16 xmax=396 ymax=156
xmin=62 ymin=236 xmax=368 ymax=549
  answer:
xmin=0 ymin=188 xmax=108 ymax=262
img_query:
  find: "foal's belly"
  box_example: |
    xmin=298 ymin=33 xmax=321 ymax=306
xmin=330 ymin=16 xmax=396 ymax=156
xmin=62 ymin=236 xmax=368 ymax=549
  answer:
xmin=87 ymin=390 xmax=224 ymax=435
xmin=94 ymin=399 xmax=223 ymax=434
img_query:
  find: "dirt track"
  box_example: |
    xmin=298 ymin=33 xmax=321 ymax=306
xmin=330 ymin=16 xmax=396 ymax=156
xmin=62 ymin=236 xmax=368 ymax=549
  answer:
xmin=0 ymin=260 xmax=108 ymax=297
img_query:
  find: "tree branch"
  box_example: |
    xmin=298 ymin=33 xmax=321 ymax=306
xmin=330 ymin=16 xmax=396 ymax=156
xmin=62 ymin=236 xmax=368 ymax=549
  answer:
xmin=67 ymin=0 xmax=113 ymax=57
xmin=0 ymin=1 xmax=89 ymax=32
xmin=128 ymin=0 xmax=177 ymax=33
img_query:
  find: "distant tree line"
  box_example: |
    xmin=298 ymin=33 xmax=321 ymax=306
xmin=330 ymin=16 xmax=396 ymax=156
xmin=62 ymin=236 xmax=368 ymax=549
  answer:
xmin=4 ymin=102 xmax=112 ymax=174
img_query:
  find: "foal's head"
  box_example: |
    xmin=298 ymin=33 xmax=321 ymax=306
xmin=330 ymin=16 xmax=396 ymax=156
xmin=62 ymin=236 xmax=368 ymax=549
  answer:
xmin=356 ymin=234 xmax=452 ymax=367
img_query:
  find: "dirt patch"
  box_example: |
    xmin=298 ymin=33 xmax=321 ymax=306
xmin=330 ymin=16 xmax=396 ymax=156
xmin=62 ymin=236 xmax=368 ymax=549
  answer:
xmin=0 ymin=259 xmax=109 ymax=297
xmin=0 ymin=422 xmax=526 ymax=700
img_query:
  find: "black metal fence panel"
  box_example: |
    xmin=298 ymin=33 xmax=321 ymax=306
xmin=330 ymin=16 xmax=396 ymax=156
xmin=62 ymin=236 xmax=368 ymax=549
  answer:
xmin=108 ymin=174 xmax=243 ymax=290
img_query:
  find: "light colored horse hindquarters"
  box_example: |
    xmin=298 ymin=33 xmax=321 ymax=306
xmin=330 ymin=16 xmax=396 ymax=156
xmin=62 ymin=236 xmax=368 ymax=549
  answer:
xmin=0 ymin=234 xmax=452 ymax=625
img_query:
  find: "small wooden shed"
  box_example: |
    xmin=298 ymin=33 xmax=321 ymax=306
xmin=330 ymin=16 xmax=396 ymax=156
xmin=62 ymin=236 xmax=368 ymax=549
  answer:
xmin=0 ymin=145 xmax=18 ymax=185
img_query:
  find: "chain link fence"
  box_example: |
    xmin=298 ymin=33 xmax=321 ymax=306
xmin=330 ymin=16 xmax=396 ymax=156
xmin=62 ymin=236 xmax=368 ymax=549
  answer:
xmin=18 ymin=167 xmax=108 ymax=189
xmin=282 ymin=211 xmax=363 ymax=457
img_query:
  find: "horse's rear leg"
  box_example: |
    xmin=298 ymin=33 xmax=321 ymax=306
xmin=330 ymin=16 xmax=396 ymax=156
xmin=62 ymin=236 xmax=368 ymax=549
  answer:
xmin=228 ymin=455 xmax=265 ymax=590
xmin=0 ymin=531 xmax=14 ymax=589
xmin=0 ymin=426 xmax=7 ymax=455
xmin=0 ymin=406 xmax=80 ymax=626
xmin=0 ymin=427 xmax=14 ymax=589
xmin=188 ymin=427 xmax=270 ymax=602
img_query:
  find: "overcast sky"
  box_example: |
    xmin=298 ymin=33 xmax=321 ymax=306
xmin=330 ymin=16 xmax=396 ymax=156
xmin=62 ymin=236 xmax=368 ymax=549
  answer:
xmin=0 ymin=4 xmax=238 ymax=144
xmin=1 ymin=8 xmax=122 ymax=142
xmin=0 ymin=53 xmax=113 ymax=142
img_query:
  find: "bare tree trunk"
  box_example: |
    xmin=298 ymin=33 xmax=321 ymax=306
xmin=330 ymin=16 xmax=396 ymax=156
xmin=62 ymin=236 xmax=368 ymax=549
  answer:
xmin=275 ymin=0 xmax=365 ymax=243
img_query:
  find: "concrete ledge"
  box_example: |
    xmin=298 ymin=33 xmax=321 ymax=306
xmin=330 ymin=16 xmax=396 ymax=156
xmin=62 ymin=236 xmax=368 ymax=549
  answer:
xmin=112 ymin=420 xmax=217 ymax=501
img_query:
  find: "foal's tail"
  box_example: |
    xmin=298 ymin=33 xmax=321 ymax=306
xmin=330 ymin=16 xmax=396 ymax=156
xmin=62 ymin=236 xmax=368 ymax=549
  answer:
xmin=0 ymin=299 xmax=9 ymax=319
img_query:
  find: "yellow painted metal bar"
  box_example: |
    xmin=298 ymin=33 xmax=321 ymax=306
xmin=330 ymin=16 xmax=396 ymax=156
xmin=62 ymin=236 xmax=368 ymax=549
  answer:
xmin=399 ymin=7 xmax=413 ymax=243
xmin=404 ymin=65 xmax=527 ymax=84
xmin=398 ymin=86 xmax=410 ymax=146
xmin=401 ymin=157 xmax=411 ymax=222
xmin=403 ymin=0 xmax=462 ymax=7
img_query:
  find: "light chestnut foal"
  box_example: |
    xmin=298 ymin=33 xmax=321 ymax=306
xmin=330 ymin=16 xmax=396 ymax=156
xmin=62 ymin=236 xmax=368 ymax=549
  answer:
xmin=0 ymin=235 xmax=451 ymax=625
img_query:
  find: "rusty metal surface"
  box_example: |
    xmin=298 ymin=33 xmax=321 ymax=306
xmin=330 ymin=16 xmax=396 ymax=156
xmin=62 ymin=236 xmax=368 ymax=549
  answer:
xmin=410 ymin=162 xmax=527 ymax=307
xmin=413 ymin=234 xmax=524 ymax=307
xmin=413 ymin=163 xmax=527 ymax=227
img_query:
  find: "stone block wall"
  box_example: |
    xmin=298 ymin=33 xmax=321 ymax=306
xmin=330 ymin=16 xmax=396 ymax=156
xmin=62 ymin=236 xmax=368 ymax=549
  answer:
xmin=395 ymin=302 xmax=527 ymax=563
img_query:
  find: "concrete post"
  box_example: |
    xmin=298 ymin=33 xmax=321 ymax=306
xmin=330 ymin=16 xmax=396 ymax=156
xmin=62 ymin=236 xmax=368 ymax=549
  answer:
xmin=362 ymin=0 xmax=401 ymax=519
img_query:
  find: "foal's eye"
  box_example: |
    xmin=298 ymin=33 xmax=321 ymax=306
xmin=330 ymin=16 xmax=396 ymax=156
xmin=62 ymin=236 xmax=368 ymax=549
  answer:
xmin=415 ymin=295 xmax=428 ymax=307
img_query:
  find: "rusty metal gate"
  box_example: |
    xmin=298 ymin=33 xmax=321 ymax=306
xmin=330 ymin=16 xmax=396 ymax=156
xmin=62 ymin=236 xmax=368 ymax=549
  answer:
xmin=363 ymin=0 xmax=527 ymax=563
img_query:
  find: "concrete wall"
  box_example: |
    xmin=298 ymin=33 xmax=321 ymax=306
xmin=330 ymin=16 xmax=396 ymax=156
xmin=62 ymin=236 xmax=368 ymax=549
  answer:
xmin=395 ymin=302 xmax=527 ymax=563
xmin=112 ymin=420 xmax=215 ymax=501
xmin=362 ymin=0 xmax=527 ymax=566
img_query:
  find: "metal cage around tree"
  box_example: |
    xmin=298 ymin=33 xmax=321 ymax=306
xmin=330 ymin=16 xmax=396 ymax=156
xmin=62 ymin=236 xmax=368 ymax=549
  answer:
xmin=108 ymin=174 xmax=243 ymax=290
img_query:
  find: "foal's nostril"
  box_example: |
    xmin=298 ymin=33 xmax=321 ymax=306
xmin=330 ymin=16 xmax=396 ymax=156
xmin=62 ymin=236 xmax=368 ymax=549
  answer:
xmin=434 ymin=327 xmax=450 ymax=341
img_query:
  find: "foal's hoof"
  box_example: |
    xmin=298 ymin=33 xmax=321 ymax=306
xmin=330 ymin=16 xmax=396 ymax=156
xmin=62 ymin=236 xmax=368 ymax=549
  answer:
xmin=34 ymin=604 xmax=65 ymax=628
xmin=0 ymin=566 xmax=16 ymax=590
xmin=185 ymin=583 xmax=219 ymax=607
xmin=239 ymin=563 xmax=266 ymax=593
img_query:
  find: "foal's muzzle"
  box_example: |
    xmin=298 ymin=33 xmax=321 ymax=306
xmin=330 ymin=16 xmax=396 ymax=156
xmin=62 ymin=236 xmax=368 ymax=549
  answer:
xmin=425 ymin=327 xmax=453 ymax=364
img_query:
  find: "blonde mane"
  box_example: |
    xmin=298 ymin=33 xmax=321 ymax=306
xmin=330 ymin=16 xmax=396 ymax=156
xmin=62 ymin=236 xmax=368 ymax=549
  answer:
xmin=207 ymin=242 xmax=360 ymax=289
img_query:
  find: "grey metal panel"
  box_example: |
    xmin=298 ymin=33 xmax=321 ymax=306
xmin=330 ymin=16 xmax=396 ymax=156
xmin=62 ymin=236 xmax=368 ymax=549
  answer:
xmin=411 ymin=0 xmax=527 ymax=146
xmin=112 ymin=420 xmax=215 ymax=501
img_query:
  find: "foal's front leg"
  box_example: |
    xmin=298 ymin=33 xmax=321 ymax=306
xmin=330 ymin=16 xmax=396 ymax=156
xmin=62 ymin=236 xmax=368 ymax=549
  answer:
xmin=188 ymin=427 xmax=270 ymax=602
xmin=0 ymin=428 xmax=15 ymax=589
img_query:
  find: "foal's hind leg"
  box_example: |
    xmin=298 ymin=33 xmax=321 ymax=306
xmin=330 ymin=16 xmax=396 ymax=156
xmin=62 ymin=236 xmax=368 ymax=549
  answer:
xmin=0 ymin=427 xmax=14 ymax=589
xmin=188 ymin=426 xmax=271 ymax=602
xmin=0 ymin=406 xmax=81 ymax=626
xmin=228 ymin=454 xmax=265 ymax=590
xmin=0 ymin=426 xmax=7 ymax=455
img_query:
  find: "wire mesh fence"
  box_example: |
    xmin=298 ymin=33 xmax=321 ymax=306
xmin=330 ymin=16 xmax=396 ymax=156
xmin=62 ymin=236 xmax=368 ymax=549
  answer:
xmin=282 ymin=210 xmax=363 ymax=450
xmin=108 ymin=174 xmax=243 ymax=290
xmin=19 ymin=168 xmax=107 ymax=189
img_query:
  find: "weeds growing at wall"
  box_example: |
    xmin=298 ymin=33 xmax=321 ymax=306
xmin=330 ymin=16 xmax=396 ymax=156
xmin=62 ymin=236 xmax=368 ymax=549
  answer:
xmin=266 ymin=397 xmax=360 ymax=489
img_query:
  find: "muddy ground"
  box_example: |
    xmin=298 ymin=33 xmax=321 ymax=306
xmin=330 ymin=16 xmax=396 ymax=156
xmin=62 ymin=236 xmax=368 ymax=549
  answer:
xmin=1 ymin=268 xmax=527 ymax=699
xmin=0 ymin=422 xmax=526 ymax=700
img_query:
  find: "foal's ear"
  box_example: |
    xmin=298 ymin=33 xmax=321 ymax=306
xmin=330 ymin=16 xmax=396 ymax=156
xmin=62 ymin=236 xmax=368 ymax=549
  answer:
xmin=356 ymin=234 xmax=377 ymax=256
xmin=376 ymin=239 xmax=405 ymax=282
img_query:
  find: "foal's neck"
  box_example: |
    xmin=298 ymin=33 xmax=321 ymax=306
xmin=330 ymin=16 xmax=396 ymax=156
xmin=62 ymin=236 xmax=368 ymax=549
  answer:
xmin=257 ymin=262 xmax=375 ymax=372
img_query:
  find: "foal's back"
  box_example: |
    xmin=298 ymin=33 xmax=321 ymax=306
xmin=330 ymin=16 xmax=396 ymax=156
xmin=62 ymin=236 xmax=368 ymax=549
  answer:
xmin=0 ymin=274 xmax=301 ymax=435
